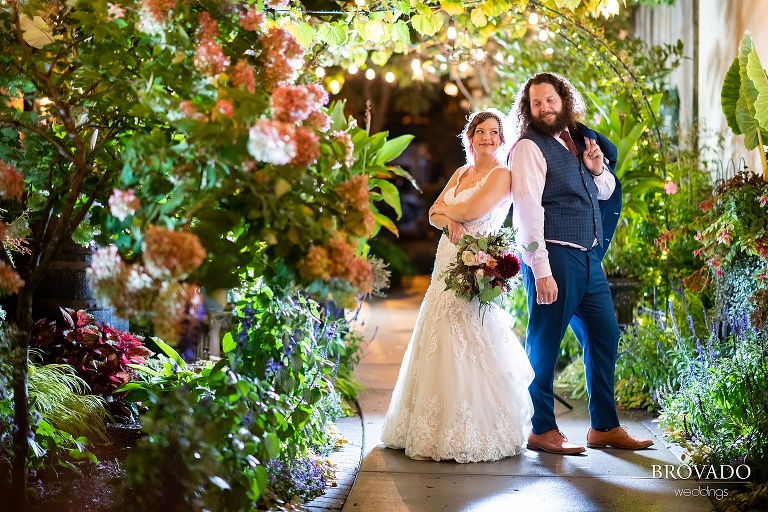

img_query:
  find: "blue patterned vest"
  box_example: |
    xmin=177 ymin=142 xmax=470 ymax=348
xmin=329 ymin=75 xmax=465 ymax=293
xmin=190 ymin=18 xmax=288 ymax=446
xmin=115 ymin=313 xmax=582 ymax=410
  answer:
xmin=521 ymin=129 xmax=603 ymax=249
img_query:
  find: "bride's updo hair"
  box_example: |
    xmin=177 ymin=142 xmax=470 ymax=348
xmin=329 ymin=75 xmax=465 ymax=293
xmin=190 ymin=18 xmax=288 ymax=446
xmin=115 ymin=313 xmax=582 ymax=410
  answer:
xmin=460 ymin=108 xmax=510 ymax=164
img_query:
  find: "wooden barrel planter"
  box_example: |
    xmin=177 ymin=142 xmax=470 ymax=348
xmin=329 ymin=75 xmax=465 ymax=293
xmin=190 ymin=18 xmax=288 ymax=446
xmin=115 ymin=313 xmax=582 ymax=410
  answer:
xmin=2 ymin=241 xmax=129 ymax=331
xmin=33 ymin=242 xmax=129 ymax=330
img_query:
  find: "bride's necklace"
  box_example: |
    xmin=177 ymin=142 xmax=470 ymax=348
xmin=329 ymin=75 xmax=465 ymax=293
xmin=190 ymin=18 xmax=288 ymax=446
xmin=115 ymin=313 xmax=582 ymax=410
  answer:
xmin=470 ymin=160 xmax=500 ymax=183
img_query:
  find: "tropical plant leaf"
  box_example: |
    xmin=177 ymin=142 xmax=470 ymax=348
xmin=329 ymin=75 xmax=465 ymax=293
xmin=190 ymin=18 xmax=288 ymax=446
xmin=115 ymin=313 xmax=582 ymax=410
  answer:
xmin=736 ymin=96 xmax=763 ymax=150
xmin=722 ymin=57 xmax=743 ymax=135
xmin=374 ymin=212 xmax=398 ymax=236
xmin=371 ymin=178 xmax=402 ymax=219
xmin=373 ymin=134 xmax=414 ymax=164
xmin=746 ymin=48 xmax=768 ymax=132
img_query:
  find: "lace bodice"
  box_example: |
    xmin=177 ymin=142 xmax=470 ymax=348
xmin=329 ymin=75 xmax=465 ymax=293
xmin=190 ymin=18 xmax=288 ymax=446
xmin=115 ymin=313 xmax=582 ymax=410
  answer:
xmin=434 ymin=166 xmax=510 ymax=278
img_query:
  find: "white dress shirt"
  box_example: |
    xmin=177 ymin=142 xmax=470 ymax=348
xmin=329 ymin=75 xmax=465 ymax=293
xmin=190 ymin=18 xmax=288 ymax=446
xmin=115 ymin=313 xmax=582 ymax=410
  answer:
xmin=509 ymin=131 xmax=616 ymax=280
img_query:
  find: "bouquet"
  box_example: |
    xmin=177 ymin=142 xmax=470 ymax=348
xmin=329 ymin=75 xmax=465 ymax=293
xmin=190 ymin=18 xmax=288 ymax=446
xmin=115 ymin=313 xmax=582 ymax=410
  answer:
xmin=442 ymin=227 xmax=521 ymax=312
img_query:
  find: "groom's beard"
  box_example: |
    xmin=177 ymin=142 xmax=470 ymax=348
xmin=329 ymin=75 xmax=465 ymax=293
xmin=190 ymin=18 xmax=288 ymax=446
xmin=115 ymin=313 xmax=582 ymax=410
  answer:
xmin=529 ymin=110 xmax=570 ymax=136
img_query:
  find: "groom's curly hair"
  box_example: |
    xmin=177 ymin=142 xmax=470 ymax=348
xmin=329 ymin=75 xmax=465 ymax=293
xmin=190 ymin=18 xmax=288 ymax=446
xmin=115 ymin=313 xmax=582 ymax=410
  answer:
xmin=512 ymin=72 xmax=585 ymax=136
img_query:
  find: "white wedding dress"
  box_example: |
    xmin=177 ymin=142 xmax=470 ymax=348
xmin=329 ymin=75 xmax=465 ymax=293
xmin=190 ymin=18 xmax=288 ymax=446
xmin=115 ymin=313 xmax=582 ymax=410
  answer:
xmin=381 ymin=168 xmax=534 ymax=463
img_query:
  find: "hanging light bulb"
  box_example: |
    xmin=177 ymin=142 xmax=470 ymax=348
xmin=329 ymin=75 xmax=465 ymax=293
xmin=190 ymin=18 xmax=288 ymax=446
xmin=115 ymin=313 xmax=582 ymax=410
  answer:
xmin=528 ymin=12 xmax=539 ymax=25
xmin=444 ymin=83 xmax=459 ymax=97
xmin=385 ymin=71 xmax=395 ymax=83
xmin=411 ymin=58 xmax=421 ymax=71
xmin=365 ymin=68 xmax=375 ymax=80
xmin=447 ymin=18 xmax=457 ymax=40
xmin=315 ymin=67 xmax=326 ymax=78
xmin=329 ymin=80 xmax=341 ymax=95
xmin=348 ymin=64 xmax=359 ymax=75
xmin=355 ymin=0 xmax=366 ymax=7
xmin=538 ymin=30 xmax=548 ymax=42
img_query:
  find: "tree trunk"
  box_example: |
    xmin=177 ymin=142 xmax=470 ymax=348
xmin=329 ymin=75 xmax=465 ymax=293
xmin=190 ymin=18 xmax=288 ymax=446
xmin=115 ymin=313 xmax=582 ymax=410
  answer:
xmin=10 ymin=287 xmax=32 ymax=512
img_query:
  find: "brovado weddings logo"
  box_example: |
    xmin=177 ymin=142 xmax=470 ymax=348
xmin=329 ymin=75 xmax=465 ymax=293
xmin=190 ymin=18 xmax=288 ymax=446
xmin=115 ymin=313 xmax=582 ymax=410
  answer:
xmin=652 ymin=463 xmax=751 ymax=501
xmin=652 ymin=463 xmax=751 ymax=481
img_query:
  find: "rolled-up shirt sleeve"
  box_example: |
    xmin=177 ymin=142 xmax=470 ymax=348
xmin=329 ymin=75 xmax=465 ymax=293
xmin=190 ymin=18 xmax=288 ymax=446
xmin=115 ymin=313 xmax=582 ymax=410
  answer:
xmin=594 ymin=166 xmax=616 ymax=199
xmin=509 ymin=139 xmax=551 ymax=279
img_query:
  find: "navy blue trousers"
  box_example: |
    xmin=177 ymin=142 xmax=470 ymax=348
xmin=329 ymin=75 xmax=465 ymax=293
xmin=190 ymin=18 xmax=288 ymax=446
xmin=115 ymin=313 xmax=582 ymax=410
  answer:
xmin=522 ymin=244 xmax=620 ymax=434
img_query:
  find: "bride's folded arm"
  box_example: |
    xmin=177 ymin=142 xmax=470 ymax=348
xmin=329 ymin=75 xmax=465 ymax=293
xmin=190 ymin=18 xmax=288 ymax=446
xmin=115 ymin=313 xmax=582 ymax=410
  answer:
xmin=436 ymin=168 xmax=511 ymax=223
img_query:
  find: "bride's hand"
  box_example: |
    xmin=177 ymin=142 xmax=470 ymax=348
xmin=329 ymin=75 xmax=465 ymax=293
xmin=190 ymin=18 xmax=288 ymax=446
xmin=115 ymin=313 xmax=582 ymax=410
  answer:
xmin=447 ymin=219 xmax=468 ymax=243
xmin=429 ymin=200 xmax=446 ymax=217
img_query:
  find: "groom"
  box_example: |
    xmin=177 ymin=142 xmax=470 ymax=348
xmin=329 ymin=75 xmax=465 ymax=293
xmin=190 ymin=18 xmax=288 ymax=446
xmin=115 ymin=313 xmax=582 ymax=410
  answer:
xmin=508 ymin=72 xmax=653 ymax=454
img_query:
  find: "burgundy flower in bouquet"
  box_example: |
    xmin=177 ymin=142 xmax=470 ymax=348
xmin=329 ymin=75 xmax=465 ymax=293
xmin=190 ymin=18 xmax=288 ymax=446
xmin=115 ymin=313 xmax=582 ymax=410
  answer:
xmin=442 ymin=228 xmax=521 ymax=312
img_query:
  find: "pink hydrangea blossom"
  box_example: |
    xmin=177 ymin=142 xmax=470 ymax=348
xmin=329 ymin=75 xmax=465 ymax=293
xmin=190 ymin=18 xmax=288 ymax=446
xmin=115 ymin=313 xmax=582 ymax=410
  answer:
xmin=265 ymin=0 xmax=290 ymax=8
xmin=141 ymin=0 xmax=176 ymax=22
xmin=212 ymin=99 xmax=234 ymax=119
xmin=259 ymin=28 xmax=304 ymax=90
xmin=332 ymin=130 xmax=355 ymax=168
xmin=87 ymin=245 xmax=126 ymax=306
xmin=0 ymin=160 xmax=24 ymax=201
xmin=247 ymin=119 xmax=297 ymax=165
xmin=664 ymin=181 xmax=677 ymax=195
xmin=239 ymin=8 xmax=266 ymax=32
xmin=152 ymin=282 xmax=206 ymax=344
xmin=108 ymin=188 xmax=140 ymax=221
xmin=113 ymin=264 xmax=158 ymax=317
xmin=760 ymin=194 xmax=768 ymax=207
xmin=0 ymin=261 xmax=24 ymax=296
xmin=197 ymin=11 xmax=219 ymax=39
xmin=107 ymin=3 xmax=126 ymax=20
xmin=142 ymin=225 xmax=207 ymax=280
xmin=194 ymin=39 xmax=230 ymax=76
xmin=230 ymin=60 xmax=257 ymax=93
xmin=270 ymin=84 xmax=329 ymax=124
xmin=305 ymin=110 xmax=331 ymax=132
xmin=291 ymin=126 xmax=320 ymax=167
xmin=178 ymin=100 xmax=206 ymax=120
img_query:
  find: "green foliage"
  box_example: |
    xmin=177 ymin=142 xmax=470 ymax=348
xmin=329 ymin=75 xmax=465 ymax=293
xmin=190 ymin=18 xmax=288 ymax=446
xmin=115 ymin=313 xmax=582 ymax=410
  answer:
xmin=691 ymin=172 xmax=768 ymax=279
xmin=660 ymin=328 xmax=768 ymax=481
xmin=720 ymin=31 xmax=768 ymax=178
xmin=27 ymin=361 xmax=109 ymax=442
xmin=117 ymin=369 xmax=290 ymax=512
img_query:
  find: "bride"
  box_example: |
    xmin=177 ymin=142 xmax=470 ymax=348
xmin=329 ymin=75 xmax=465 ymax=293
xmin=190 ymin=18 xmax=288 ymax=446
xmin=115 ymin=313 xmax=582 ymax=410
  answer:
xmin=381 ymin=109 xmax=534 ymax=463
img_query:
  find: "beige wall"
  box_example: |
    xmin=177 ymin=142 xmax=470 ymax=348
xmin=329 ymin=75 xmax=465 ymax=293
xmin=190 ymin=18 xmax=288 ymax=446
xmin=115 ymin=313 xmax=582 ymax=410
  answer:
xmin=635 ymin=0 xmax=768 ymax=176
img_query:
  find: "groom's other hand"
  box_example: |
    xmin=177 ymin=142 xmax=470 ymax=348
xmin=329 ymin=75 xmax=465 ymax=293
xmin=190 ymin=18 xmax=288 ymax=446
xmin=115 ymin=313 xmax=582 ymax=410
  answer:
xmin=535 ymin=276 xmax=558 ymax=305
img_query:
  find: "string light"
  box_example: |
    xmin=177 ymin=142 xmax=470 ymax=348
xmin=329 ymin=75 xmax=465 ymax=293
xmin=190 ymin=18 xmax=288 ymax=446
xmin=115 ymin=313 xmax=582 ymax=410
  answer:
xmin=528 ymin=12 xmax=539 ymax=25
xmin=385 ymin=71 xmax=395 ymax=83
xmin=444 ymin=83 xmax=459 ymax=97
xmin=315 ymin=67 xmax=326 ymax=78
xmin=458 ymin=62 xmax=470 ymax=73
xmin=355 ymin=0 xmax=366 ymax=7
xmin=538 ymin=30 xmax=548 ymax=42
xmin=365 ymin=68 xmax=375 ymax=80
xmin=329 ymin=79 xmax=341 ymax=94
xmin=348 ymin=64 xmax=358 ymax=74
xmin=447 ymin=18 xmax=457 ymax=40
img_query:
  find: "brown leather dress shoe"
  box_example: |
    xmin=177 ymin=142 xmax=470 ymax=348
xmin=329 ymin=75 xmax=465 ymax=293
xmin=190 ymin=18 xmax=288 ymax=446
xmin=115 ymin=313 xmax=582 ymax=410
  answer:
xmin=587 ymin=426 xmax=654 ymax=449
xmin=527 ymin=429 xmax=586 ymax=455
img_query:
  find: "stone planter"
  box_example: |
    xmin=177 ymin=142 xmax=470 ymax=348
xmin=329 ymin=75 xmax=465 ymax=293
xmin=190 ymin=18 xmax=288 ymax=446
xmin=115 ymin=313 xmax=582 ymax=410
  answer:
xmin=607 ymin=276 xmax=642 ymax=327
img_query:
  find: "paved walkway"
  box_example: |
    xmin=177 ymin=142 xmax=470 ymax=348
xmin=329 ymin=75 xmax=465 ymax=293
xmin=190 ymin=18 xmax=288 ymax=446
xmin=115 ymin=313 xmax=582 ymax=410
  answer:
xmin=338 ymin=276 xmax=721 ymax=512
